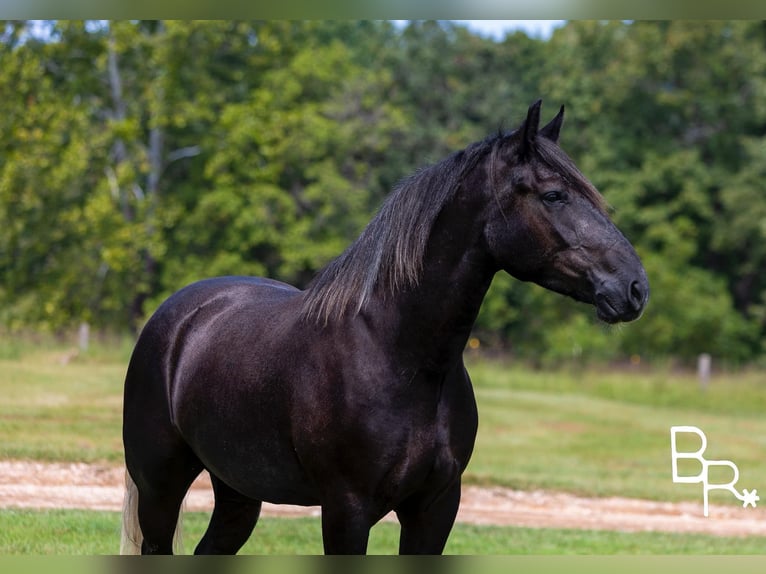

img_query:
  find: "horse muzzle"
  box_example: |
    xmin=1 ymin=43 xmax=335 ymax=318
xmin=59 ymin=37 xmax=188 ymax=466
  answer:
xmin=594 ymin=273 xmax=649 ymax=324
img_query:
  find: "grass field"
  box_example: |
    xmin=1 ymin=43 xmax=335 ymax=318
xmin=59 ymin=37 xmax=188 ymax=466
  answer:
xmin=2 ymin=337 xmax=766 ymax=554
xmin=2 ymin=510 xmax=766 ymax=555
xmin=465 ymin=360 xmax=766 ymax=502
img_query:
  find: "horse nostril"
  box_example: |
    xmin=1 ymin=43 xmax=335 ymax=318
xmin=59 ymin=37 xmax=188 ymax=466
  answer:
xmin=628 ymin=280 xmax=645 ymax=310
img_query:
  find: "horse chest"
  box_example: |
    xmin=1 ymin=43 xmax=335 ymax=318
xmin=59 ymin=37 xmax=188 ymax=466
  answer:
xmin=291 ymin=366 xmax=477 ymax=499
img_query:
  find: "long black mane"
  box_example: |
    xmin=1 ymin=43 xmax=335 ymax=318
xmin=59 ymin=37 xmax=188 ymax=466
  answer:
xmin=301 ymin=135 xmax=499 ymax=324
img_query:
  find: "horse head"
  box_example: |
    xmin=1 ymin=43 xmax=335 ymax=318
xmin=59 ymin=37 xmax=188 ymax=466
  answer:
xmin=483 ymin=100 xmax=649 ymax=323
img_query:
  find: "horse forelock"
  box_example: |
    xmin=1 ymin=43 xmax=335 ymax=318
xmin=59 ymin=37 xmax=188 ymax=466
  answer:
xmin=533 ymin=137 xmax=609 ymax=215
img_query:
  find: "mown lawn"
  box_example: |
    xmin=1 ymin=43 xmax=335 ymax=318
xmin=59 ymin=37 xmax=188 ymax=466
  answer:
xmin=2 ymin=510 xmax=766 ymax=555
xmin=465 ymin=359 xmax=766 ymax=502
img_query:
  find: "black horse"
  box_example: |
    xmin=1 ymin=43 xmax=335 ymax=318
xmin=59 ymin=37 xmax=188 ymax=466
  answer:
xmin=121 ymin=101 xmax=648 ymax=555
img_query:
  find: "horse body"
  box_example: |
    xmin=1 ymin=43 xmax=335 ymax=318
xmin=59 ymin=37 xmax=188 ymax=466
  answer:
xmin=122 ymin=101 xmax=649 ymax=554
xmin=124 ymin=276 xmax=481 ymax=553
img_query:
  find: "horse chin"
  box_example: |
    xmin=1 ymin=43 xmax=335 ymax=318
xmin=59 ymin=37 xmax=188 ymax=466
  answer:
xmin=595 ymin=296 xmax=622 ymax=324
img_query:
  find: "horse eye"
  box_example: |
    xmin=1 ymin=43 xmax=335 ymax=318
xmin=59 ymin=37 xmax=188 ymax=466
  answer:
xmin=542 ymin=190 xmax=567 ymax=204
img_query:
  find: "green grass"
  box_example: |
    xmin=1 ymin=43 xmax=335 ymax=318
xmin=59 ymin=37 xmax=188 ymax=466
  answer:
xmin=466 ymin=359 xmax=766 ymax=416
xmin=2 ymin=510 xmax=766 ymax=555
xmin=0 ymin=357 xmax=125 ymax=462
xmin=464 ymin=359 xmax=766 ymax=502
xmin=468 ymin=387 xmax=766 ymax=502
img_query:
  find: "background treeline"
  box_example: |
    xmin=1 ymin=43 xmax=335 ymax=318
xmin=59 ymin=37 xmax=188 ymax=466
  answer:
xmin=2 ymin=20 xmax=766 ymax=366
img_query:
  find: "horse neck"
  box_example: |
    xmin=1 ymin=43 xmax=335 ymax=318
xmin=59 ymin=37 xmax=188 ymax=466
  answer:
xmin=370 ymin=191 xmax=497 ymax=373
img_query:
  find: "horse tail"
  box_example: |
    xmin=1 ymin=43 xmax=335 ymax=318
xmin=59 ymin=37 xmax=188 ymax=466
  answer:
xmin=119 ymin=469 xmax=188 ymax=554
xmin=120 ymin=470 xmax=142 ymax=554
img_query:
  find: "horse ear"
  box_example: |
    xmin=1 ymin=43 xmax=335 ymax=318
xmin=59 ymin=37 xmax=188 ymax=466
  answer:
xmin=539 ymin=105 xmax=565 ymax=143
xmin=520 ymin=99 xmax=543 ymax=157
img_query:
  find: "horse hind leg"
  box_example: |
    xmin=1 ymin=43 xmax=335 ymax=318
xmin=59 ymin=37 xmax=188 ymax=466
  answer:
xmin=194 ymin=474 xmax=262 ymax=555
xmin=123 ymin=442 xmax=203 ymax=555
xmin=120 ymin=468 xmax=194 ymax=554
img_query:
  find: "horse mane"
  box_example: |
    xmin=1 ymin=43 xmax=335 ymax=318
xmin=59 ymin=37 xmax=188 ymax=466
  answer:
xmin=301 ymin=135 xmax=498 ymax=324
xmin=301 ymin=127 xmax=607 ymax=324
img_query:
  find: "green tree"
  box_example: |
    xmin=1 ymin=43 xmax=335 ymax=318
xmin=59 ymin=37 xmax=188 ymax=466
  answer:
xmin=0 ymin=21 xmax=110 ymax=330
xmin=713 ymin=136 xmax=766 ymax=328
xmin=163 ymin=29 xmax=409 ymax=304
xmin=531 ymin=20 xmax=766 ymax=364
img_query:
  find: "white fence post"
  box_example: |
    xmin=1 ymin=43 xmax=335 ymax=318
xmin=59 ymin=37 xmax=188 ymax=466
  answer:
xmin=698 ymin=353 xmax=711 ymax=390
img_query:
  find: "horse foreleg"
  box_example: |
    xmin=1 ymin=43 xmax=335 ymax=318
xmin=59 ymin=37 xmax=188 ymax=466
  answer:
xmin=395 ymin=480 xmax=461 ymax=554
xmin=320 ymin=497 xmax=373 ymax=554
xmin=194 ymin=474 xmax=262 ymax=555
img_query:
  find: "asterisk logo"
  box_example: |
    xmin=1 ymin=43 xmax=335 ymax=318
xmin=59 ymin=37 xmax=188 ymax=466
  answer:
xmin=742 ymin=489 xmax=760 ymax=509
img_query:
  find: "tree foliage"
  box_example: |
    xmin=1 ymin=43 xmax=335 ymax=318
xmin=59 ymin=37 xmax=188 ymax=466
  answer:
xmin=2 ymin=20 xmax=766 ymax=365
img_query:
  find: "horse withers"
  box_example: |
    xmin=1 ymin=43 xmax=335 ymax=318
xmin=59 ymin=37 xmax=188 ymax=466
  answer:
xmin=121 ymin=100 xmax=648 ymax=554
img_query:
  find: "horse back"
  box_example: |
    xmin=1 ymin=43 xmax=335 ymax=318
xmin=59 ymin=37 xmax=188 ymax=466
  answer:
xmin=126 ymin=274 xmax=303 ymax=407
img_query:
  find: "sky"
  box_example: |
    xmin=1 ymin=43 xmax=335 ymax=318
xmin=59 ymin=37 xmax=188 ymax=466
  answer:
xmin=21 ymin=19 xmax=568 ymax=46
xmin=456 ymin=20 xmax=566 ymax=40
xmin=23 ymin=20 xmax=567 ymax=43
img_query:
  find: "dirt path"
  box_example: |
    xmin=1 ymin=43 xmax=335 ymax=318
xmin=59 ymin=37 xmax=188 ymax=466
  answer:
xmin=1 ymin=461 xmax=765 ymax=537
